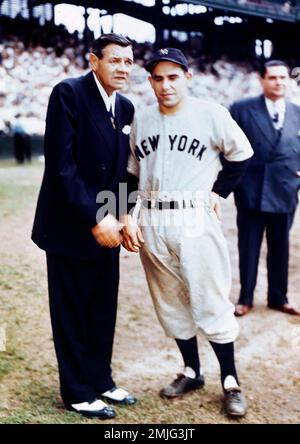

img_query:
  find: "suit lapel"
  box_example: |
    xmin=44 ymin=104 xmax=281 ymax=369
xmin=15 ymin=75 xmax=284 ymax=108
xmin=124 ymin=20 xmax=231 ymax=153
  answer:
xmin=280 ymin=102 xmax=296 ymax=140
xmin=84 ymin=72 xmax=117 ymax=149
xmin=249 ymin=95 xmax=278 ymax=146
xmin=84 ymin=73 xmax=130 ymax=180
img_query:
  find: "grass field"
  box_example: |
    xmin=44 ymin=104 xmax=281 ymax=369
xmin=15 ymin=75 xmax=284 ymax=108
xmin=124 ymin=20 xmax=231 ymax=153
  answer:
xmin=0 ymin=159 xmax=300 ymax=424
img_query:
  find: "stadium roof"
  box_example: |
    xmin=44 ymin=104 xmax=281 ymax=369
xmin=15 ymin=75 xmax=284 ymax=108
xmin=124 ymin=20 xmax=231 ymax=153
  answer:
xmin=183 ymin=1 xmax=300 ymax=22
xmin=31 ymin=0 xmax=300 ymax=24
xmin=4 ymin=1 xmax=300 ymax=62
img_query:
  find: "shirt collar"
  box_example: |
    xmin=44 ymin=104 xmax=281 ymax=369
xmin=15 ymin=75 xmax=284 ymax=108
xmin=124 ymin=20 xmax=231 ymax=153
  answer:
xmin=264 ymin=96 xmax=286 ymax=114
xmin=92 ymin=72 xmax=116 ymax=115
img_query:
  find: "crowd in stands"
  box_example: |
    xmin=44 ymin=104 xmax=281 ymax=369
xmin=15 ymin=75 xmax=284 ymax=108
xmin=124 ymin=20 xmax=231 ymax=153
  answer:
xmin=212 ymin=0 xmax=296 ymax=15
xmin=237 ymin=0 xmax=295 ymax=10
xmin=1 ymin=15 xmax=300 ymax=136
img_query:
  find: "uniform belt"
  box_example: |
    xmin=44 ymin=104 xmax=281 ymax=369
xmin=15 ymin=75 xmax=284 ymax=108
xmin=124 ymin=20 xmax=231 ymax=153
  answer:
xmin=142 ymin=199 xmax=195 ymax=210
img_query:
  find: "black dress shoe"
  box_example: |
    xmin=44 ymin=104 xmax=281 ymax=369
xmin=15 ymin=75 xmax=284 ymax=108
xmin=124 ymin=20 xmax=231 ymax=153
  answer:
xmin=65 ymin=400 xmax=116 ymax=419
xmin=268 ymin=303 xmax=300 ymax=315
xmin=159 ymin=373 xmax=205 ymax=398
xmin=224 ymin=388 xmax=247 ymax=417
xmin=100 ymin=387 xmax=137 ymax=405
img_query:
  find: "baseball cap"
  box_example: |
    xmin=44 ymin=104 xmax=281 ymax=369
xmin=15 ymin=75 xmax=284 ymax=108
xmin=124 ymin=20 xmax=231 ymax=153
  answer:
xmin=145 ymin=48 xmax=189 ymax=73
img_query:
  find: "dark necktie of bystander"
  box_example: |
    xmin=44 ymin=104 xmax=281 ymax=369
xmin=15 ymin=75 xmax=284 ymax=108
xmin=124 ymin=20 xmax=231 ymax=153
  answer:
xmin=272 ymin=111 xmax=279 ymax=125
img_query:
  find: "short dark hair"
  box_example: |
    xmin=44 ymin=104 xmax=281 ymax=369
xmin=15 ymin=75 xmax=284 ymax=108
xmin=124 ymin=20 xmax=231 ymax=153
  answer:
xmin=91 ymin=33 xmax=132 ymax=59
xmin=259 ymin=60 xmax=289 ymax=78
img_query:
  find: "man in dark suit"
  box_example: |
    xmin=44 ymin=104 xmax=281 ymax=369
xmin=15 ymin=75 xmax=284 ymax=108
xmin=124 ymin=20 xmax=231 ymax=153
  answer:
xmin=230 ymin=60 xmax=300 ymax=317
xmin=32 ymin=34 xmax=136 ymax=418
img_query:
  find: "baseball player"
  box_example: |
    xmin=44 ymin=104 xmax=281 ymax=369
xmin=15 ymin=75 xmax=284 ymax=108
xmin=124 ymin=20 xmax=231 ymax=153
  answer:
xmin=122 ymin=48 xmax=253 ymax=417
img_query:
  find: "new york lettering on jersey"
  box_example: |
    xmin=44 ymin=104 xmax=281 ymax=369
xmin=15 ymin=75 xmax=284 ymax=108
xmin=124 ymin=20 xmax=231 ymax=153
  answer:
xmin=134 ymin=134 xmax=208 ymax=162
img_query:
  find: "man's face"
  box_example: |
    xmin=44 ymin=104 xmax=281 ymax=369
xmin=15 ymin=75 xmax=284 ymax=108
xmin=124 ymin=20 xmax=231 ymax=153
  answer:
xmin=90 ymin=43 xmax=134 ymax=96
xmin=260 ymin=65 xmax=290 ymax=101
xmin=149 ymin=61 xmax=192 ymax=114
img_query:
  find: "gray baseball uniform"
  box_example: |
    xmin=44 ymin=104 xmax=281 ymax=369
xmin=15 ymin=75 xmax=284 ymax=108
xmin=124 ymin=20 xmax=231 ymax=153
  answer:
xmin=127 ymin=97 xmax=253 ymax=343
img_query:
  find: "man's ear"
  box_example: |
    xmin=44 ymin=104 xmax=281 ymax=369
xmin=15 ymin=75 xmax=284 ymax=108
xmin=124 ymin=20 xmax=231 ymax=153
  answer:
xmin=148 ymin=74 xmax=154 ymax=88
xmin=89 ymin=53 xmax=98 ymax=72
xmin=185 ymin=70 xmax=193 ymax=81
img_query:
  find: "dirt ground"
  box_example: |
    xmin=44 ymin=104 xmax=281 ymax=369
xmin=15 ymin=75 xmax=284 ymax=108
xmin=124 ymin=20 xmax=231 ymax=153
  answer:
xmin=0 ymin=161 xmax=299 ymax=424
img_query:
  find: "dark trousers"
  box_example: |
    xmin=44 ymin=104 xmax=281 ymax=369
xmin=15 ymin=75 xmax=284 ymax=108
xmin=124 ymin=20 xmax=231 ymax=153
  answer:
xmin=14 ymin=133 xmax=31 ymax=163
xmin=46 ymin=251 xmax=119 ymax=405
xmin=236 ymin=208 xmax=294 ymax=306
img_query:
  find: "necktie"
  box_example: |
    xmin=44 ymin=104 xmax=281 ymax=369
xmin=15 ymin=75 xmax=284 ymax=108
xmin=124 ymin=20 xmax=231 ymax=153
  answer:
xmin=109 ymin=105 xmax=116 ymax=130
xmin=271 ymin=102 xmax=281 ymax=131
xmin=272 ymin=111 xmax=279 ymax=124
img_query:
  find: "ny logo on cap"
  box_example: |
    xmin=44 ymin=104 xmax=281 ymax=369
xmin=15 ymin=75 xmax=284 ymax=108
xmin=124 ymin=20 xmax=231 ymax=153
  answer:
xmin=159 ymin=49 xmax=168 ymax=55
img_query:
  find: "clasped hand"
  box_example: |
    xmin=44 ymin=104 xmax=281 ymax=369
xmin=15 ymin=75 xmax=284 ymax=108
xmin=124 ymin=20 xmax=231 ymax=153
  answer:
xmin=91 ymin=214 xmax=124 ymax=248
xmin=92 ymin=192 xmax=220 ymax=250
xmin=120 ymin=214 xmax=144 ymax=253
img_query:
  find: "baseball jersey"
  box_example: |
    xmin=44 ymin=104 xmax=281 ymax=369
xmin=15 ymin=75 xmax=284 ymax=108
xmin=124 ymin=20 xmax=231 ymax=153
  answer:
xmin=127 ymin=97 xmax=253 ymax=197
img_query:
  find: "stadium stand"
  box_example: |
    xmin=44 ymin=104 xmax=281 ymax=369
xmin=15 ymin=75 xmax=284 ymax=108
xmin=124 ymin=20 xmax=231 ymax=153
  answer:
xmin=0 ymin=2 xmax=300 ymax=144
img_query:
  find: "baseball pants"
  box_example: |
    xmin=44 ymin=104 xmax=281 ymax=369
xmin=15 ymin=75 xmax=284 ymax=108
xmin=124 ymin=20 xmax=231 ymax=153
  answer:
xmin=138 ymin=204 xmax=239 ymax=343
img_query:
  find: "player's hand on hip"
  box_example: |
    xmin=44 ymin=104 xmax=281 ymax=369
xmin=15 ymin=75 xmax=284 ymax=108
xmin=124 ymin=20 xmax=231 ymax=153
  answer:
xmin=120 ymin=214 xmax=144 ymax=253
xmin=210 ymin=191 xmax=222 ymax=220
xmin=91 ymin=214 xmax=124 ymax=248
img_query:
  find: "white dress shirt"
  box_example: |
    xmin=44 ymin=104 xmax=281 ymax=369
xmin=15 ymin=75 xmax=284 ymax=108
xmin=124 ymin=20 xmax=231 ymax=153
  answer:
xmin=265 ymin=97 xmax=286 ymax=130
xmin=92 ymin=72 xmax=116 ymax=116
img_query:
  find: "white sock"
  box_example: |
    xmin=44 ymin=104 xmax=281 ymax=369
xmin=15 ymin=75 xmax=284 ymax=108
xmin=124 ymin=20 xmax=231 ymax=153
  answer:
xmin=223 ymin=375 xmax=239 ymax=390
xmin=183 ymin=366 xmax=196 ymax=379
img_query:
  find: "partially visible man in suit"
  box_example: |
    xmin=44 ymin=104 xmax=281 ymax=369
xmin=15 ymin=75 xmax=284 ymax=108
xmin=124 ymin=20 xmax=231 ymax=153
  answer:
xmin=32 ymin=34 xmax=136 ymax=418
xmin=230 ymin=60 xmax=300 ymax=317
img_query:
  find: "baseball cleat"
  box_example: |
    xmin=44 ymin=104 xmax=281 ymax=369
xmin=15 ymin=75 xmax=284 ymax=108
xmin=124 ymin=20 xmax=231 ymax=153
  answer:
xmin=159 ymin=372 xmax=205 ymax=398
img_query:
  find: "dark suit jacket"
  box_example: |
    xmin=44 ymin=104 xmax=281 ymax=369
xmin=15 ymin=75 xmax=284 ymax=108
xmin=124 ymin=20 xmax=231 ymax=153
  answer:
xmin=32 ymin=71 xmax=134 ymax=259
xmin=230 ymin=95 xmax=300 ymax=213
